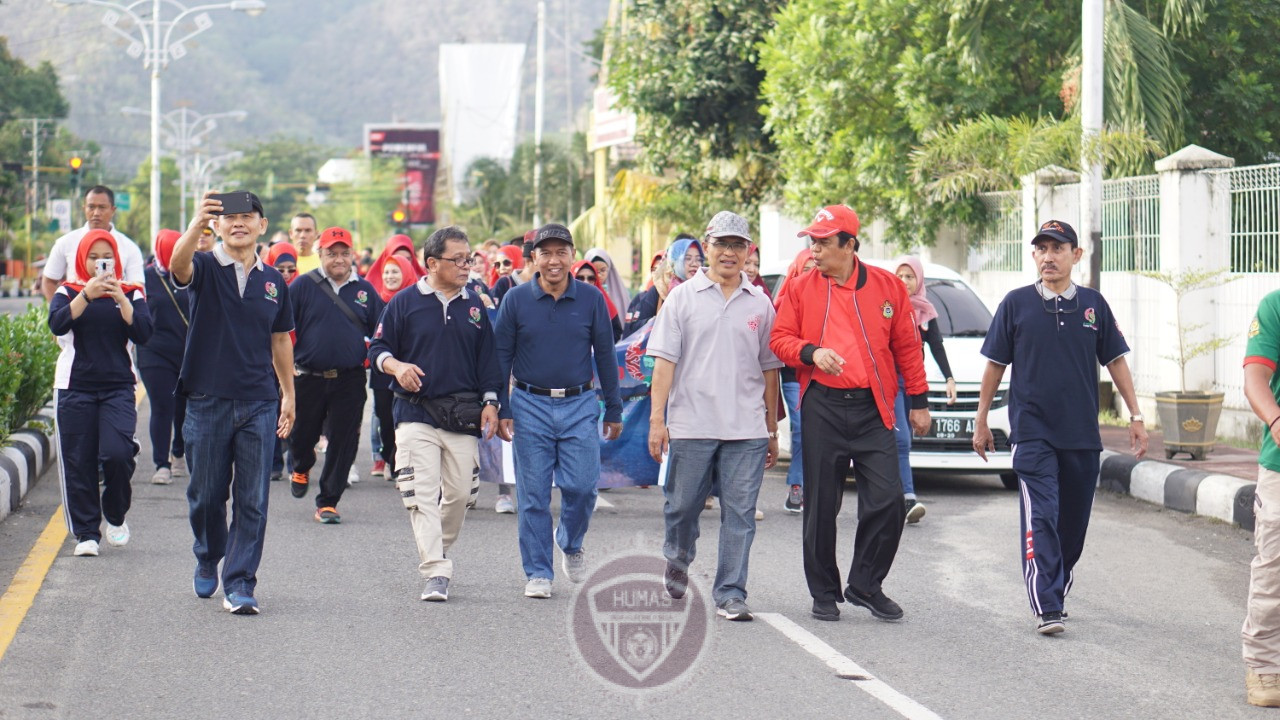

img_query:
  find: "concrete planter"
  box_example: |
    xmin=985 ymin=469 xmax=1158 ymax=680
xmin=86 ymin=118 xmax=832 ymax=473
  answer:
xmin=0 ymin=401 xmax=57 ymax=523
xmin=1155 ymin=391 xmax=1224 ymax=461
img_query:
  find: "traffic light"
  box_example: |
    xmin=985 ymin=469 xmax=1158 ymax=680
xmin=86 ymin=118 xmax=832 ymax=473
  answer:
xmin=390 ymin=208 xmax=408 ymax=231
xmin=68 ymin=156 xmax=82 ymax=181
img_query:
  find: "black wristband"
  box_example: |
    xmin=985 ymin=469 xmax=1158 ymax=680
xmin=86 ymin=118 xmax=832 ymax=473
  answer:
xmin=1270 ymin=416 xmax=1280 ymax=430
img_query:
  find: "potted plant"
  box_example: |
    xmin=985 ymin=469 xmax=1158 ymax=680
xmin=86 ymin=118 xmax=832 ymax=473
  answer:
xmin=1136 ymin=267 xmax=1238 ymax=460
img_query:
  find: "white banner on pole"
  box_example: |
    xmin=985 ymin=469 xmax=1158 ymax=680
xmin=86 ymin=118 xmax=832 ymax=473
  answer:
xmin=439 ymin=43 xmax=527 ymax=204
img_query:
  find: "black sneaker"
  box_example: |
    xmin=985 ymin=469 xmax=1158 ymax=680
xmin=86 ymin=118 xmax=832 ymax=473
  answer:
xmin=905 ymin=498 xmax=926 ymax=524
xmin=811 ymin=600 xmax=840 ymax=621
xmin=844 ymin=586 xmax=904 ymax=621
xmin=784 ymin=484 xmax=803 ymax=514
xmin=290 ymin=472 xmax=308 ymax=498
xmin=1037 ymin=611 xmax=1065 ymax=635
xmin=664 ymin=564 xmax=688 ymax=599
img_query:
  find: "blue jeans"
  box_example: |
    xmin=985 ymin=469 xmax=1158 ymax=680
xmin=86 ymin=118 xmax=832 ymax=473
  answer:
xmin=663 ymin=438 xmax=768 ymax=605
xmin=782 ymin=381 xmax=803 ymax=487
xmin=184 ymin=395 xmax=277 ymax=597
xmin=510 ymin=389 xmax=600 ymax=580
xmin=893 ymin=375 xmax=914 ymax=497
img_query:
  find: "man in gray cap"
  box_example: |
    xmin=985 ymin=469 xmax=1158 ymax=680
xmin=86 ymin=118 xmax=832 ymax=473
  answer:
xmin=647 ymin=211 xmax=782 ymax=621
xmin=495 ymin=223 xmax=623 ymax=599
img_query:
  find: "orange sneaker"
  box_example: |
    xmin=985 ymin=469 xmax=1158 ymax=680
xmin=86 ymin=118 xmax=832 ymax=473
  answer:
xmin=315 ymin=506 xmax=341 ymax=524
xmin=290 ymin=472 xmax=308 ymax=499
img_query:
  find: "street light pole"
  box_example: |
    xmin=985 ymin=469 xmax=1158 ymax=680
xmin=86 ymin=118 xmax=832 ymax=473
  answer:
xmin=49 ymin=0 xmax=266 ymax=249
xmin=1081 ymin=0 xmax=1104 ymax=290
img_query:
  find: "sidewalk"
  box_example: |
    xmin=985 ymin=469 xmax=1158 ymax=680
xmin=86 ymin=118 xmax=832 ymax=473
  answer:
xmin=1099 ymin=424 xmax=1259 ymax=531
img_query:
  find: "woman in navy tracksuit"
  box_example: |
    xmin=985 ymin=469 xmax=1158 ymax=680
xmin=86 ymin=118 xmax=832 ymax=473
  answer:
xmin=49 ymin=229 xmax=153 ymax=557
xmin=138 ymin=229 xmax=189 ymax=486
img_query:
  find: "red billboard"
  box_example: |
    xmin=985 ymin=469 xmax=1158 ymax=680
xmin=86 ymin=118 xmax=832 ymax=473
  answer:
xmin=365 ymin=124 xmax=440 ymax=225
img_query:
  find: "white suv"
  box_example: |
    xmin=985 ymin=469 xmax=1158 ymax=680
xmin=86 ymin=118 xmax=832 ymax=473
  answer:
xmin=775 ymin=260 xmax=1016 ymax=489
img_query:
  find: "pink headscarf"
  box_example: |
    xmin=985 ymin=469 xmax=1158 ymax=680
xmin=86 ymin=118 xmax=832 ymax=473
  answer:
xmin=895 ymin=255 xmax=937 ymax=329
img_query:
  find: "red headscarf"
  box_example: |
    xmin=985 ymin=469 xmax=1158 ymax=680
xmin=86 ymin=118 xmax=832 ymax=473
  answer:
xmin=264 ymin=242 xmax=300 ymax=284
xmin=153 ymin=229 xmax=181 ymax=272
xmin=489 ymin=245 xmax=526 ymax=289
xmin=572 ymin=259 xmax=618 ymax=319
xmin=773 ymin=248 xmax=814 ymax=310
xmin=368 ymin=234 xmax=426 ymax=299
xmin=377 ymin=255 xmax=419 ymax=303
xmin=65 ymin=229 xmax=143 ymax=295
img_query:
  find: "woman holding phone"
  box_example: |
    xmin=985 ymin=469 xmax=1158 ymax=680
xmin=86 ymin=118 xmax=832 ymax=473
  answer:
xmin=49 ymin=229 xmax=154 ymax=557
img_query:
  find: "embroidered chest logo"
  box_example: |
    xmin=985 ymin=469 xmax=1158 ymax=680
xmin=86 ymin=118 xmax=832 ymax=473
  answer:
xmin=468 ymin=306 xmax=482 ymax=327
xmin=880 ymin=301 xmax=893 ymax=319
xmin=746 ymin=314 xmax=761 ymax=332
xmin=1250 ymin=317 xmax=1262 ymax=339
xmin=356 ymin=290 xmax=368 ymax=306
xmin=264 ymin=281 xmax=278 ymax=303
xmin=1082 ymin=307 xmax=1097 ymax=330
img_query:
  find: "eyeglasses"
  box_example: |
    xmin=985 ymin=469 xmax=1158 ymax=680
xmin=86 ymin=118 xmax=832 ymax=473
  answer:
xmin=278 ymin=267 xmax=297 ymax=275
xmin=575 ymin=274 xmax=596 ymax=283
xmin=497 ymin=259 xmax=514 ymax=268
xmin=432 ymin=255 xmax=475 ymax=269
xmin=1041 ymin=292 xmax=1078 ymax=315
xmin=708 ymin=239 xmax=749 ymax=252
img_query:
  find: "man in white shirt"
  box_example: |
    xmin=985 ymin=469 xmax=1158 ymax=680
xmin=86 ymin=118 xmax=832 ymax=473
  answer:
xmin=42 ymin=186 xmax=145 ymax=301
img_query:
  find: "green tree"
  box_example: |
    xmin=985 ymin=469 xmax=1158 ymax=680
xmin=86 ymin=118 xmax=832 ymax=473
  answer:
xmin=115 ymin=156 xmax=181 ymax=250
xmin=452 ymin=137 xmax=594 ymax=241
xmin=221 ymin=136 xmax=335 ymax=224
xmin=607 ymin=0 xmax=783 ymax=217
xmin=309 ymin=156 xmax=404 ymax=250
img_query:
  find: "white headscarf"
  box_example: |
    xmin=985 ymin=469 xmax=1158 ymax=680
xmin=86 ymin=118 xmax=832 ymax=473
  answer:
xmin=584 ymin=248 xmax=630 ymax=313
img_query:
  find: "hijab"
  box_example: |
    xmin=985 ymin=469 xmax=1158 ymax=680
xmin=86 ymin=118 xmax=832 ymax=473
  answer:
xmin=265 ymin=242 xmax=299 ymax=284
xmin=378 ymin=255 xmax=418 ymax=303
xmin=368 ymin=234 xmax=426 ymax=299
xmin=66 ymin=229 xmax=144 ymax=295
xmin=773 ymin=248 xmax=813 ymax=310
xmin=583 ymin=248 xmax=630 ymax=313
xmin=153 ymin=229 xmax=181 ymax=273
xmin=666 ymin=237 xmax=703 ymax=283
xmin=895 ymin=255 xmax=938 ymax=329
xmin=572 ymin=259 xmax=619 ymax=320
xmin=747 ymin=244 xmax=772 ymax=298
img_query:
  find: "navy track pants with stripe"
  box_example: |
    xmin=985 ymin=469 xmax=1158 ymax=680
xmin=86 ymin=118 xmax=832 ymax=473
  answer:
xmin=1012 ymin=440 xmax=1100 ymax=616
xmin=55 ymin=387 xmax=140 ymax=542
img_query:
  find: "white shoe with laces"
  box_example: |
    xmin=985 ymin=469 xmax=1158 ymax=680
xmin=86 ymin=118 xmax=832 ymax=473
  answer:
xmin=73 ymin=539 xmax=99 ymax=557
xmin=105 ymin=521 xmax=130 ymax=547
xmin=348 ymin=467 xmax=360 ymax=485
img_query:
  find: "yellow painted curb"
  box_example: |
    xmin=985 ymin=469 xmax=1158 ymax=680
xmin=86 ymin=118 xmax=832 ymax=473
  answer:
xmin=0 ymin=508 xmax=67 ymax=663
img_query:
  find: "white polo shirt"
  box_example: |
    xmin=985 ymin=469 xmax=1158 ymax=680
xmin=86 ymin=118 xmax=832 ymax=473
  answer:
xmin=647 ymin=268 xmax=784 ymax=440
xmin=43 ymin=224 xmax=145 ymax=284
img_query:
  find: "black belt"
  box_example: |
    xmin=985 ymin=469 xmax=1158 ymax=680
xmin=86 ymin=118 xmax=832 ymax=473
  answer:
xmin=514 ymin=380 xmax=593 ymax=398
xmin=295 ymin=366 xmax=364 ymax=379
xmin=813 ymin=383 xmax=873 ymax=402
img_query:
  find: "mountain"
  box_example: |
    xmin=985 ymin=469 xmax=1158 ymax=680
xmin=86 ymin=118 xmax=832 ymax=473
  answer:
xmin=0 ymin=0 xmax=608 ymax=176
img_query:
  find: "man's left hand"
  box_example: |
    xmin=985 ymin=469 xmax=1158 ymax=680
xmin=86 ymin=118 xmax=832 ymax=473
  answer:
xmin=909 ymin=408 xmax=930 ymax=436
xmin=765 ymin=437 xmax=779 ymax=469
xmin=1130 ymin=420 xmax=1149 ymax=459
xmin=277 ymin=394 xmax=295 ymax=438
xmin=481 ymin=405 xmax=499 ymax=440
xmin=603 ymin=421 xmax=622 ymax=441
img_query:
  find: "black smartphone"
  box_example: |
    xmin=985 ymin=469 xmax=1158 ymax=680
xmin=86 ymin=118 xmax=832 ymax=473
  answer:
xmin=210 ymin=191 xmax=254 ymax=215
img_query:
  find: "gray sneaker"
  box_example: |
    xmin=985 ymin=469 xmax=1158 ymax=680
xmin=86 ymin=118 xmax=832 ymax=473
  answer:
xmin=562 ymin=550 xmax=587 ymax=583
xmin=494 ymin=494 xmax=515 ymax=514
xmin=150 ymin=467 xmax=173 ymax=485
xmin=170 ymin=456 xmax=188 ymax=478
xmin=524 ymin=577 xmax=552 ymax=599
xmin=421 ymin=576 xmax=449 ymax=602
xmin=717 ymin=598 xmax=753 ymax=621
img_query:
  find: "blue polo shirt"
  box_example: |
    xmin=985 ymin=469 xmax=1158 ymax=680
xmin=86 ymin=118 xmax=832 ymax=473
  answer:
xmin=50 ymin=286 xmax=154 ymax=391
xmin=368 ymin=277 xmax=503 ymax=428
xmin=981 ymin=283 xmax=1129 ymax=450
xmin=290 ymin=268 xmax=381 ymax=371
xmin=176 ymin=246 xmax=294 ymax=401
xmin=494 ymin=274 xmax=622 ymax=422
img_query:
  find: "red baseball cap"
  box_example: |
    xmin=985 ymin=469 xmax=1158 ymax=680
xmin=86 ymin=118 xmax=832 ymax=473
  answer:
xmin=798 ymin=204 xmax=860 ymax=239
xmin=318 ymin=226 xmax=353 ymax=249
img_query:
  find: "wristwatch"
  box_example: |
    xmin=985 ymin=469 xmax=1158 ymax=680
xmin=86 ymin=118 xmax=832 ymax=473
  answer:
xmin=768 ymin=430 xmax=779 ymax=439
xmin=483 ymin=399 xmax=501 ymax=410
xmin=1130 ymin=413 xmax=1145 ymax=423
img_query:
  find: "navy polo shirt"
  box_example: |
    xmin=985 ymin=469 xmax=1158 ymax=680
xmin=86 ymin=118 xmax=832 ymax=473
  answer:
xmin=49 ymin=286 xmax=154 ymax=391
xmin=290 ymin=269 xmax=381 ymax=371
xmin=137 ymin=265 xmax=189 ymax=373
xmin=493 ymin=274 xmax=622 ymax=422
xmin=368 ymin=278 xmax=503 ymax=428
xmin=981 ymin=283 xmax=1129 ymax=450
xmin=176 ymin=246 xmax=294 ymax=401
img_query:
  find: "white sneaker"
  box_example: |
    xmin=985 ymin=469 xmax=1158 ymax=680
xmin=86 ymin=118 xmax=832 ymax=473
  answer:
xmin=151 ymin=467 xmax=173 ymax=485
xmin=348 ymin=467 xmax=360 ymax=485
xmin=524 ymin=577 xmax=552 ymax=599
xmin=562 ymin=550 xmax=587 ymax=584
xmin=73 ymin=539 xmax=99 ymax=557
xmin=755 ymin=509 xmax=764 ymax=521
xmin=495 ymin=494 xmax=515 ymax=514
xmin=170 ymin=456 xmax=188 ymax=478
xmin=105 ymin=521 xmax=130 ymax=547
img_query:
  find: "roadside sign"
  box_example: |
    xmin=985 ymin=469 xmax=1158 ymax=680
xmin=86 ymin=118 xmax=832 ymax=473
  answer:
xmin=50 ymin=199 xmax=71 ymax=233
xmin=115 ymin=191 xmax=131 ymax=211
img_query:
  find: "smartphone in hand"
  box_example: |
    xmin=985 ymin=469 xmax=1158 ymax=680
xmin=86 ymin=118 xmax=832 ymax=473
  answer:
xmin=209 ymin=191 xmax=254 ymax=215
xmin=94 ymin=258 xmax=114 ymax=278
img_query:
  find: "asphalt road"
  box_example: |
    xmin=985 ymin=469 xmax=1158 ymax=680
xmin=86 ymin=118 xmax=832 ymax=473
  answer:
xmin=0 ymin=296 xmax=43 ymax=317
xmin=0 ymin=399 xmax=1262 ymax=719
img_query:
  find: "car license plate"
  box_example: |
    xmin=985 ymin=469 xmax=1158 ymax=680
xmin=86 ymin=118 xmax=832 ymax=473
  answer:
xmin=929 ymin=417 xmax=974 ymax=440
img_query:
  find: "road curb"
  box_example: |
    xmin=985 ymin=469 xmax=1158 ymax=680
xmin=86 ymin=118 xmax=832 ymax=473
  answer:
xmin=1100 ymin=450 xmax=1257 ymax=531
xmin=0 ymin=401 xmax=57 ymax=523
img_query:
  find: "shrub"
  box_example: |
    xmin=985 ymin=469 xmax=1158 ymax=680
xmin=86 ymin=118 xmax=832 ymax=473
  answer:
xmin=2 ymin=305 xmax=59 ymax=436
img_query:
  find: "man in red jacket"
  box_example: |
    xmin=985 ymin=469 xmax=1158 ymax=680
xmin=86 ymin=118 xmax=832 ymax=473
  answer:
xmin=769 ymin=204 xmax=931 ymax=623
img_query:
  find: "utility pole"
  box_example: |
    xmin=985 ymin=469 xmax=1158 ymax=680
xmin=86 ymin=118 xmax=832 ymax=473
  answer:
xmin=564 ymin=0 xmax=574 ymax=223
xmin=1080 ymin=0 xmax=1104 ymax=289
xmin=21 ymin=118 xmax=57 ymax=267
xmin=533 ymin=0 xmax=546 ymax=227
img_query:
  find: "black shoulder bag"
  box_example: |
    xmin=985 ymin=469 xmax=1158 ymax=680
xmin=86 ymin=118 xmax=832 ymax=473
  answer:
xmin=307 ymin=269 xmax=365 ymax=333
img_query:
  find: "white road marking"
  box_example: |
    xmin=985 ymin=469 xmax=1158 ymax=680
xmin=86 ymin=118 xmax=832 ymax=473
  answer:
xmin=757 ymin=612 xmax=944 ymax=720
